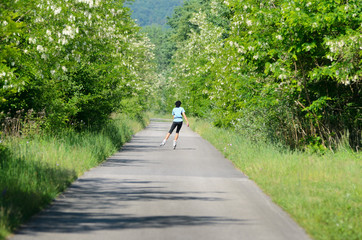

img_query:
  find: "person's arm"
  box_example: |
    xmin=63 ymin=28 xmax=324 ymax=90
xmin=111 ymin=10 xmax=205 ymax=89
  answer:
xmin=182 ymin=112 xmax=189 ymax=127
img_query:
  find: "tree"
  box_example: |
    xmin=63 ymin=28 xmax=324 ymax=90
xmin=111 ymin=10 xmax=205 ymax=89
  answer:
xmin=166 ymin=0 xmax=361 ymax=150
xmin=0 ymin=0 xmax=155 ymax=131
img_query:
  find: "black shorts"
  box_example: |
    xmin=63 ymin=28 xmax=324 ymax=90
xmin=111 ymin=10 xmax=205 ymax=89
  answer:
xmin=168 ymin=121 xmax=183 ymax=134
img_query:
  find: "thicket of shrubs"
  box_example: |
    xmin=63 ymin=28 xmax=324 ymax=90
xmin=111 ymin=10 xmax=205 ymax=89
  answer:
xmin=160 ymin=0 xmax=361 ymax=151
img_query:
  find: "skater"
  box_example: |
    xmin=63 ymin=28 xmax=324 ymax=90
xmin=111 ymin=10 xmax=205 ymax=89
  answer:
xmin=160 ymin=100 xmax=189 ymax=149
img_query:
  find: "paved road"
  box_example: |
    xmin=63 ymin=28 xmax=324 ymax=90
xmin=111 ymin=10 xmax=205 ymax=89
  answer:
xmin=11 ymin=119 xmax=311 ymax=240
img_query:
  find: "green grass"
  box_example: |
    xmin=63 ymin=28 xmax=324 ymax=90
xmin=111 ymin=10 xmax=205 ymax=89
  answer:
xmin=190 ymin=118 xmax=361 ymax=240
xmin=0 ymin=114 xmax=146 ymax=239
xmin=148 ymin=111 xmax=173 ymax=120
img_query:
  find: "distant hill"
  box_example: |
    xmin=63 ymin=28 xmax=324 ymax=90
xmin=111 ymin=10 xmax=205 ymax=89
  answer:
xmin=126 ymin=0 xmax=183 ymax=27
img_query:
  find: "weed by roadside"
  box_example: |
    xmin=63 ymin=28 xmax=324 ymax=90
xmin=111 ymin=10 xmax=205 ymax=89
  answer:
xmin=190 ymin=118 xmax=361 ymax=240
xmin=0 ymin=114 xmax=146 ymax=240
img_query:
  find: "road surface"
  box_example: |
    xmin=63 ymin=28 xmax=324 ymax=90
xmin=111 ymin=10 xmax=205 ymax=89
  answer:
xmin=11 ymin=119 xmax=311 ymax=240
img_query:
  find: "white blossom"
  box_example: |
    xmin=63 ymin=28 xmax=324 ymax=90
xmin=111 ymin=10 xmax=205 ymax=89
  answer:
xmin=62 ymin=25 xmax=76 ymax=38
xmin=37 ymin=45 xmax=44 ymax=52
xmin=54 ymin=7 xmax=62 ymax=15
xmin=29 ymin=37 xmax=36 ymax=44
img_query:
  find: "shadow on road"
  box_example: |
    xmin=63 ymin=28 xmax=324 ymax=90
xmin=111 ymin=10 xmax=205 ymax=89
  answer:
xmin=19 ymin=214 xmax=247 ymax=233
xmin=16 ymin=178 xmax=248 ymax=235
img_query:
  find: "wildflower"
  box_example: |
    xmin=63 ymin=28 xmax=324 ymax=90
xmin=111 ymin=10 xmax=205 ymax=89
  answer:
xmin=276 ymin=35 xmax=283 ymax=40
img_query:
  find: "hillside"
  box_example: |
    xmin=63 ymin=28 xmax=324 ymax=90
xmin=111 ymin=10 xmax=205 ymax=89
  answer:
xmin=126 ymin=0 xmax=183 ymax=26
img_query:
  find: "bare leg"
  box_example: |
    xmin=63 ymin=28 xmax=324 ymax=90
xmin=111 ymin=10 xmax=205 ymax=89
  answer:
xmin=165 ymin=133 xmax=171 ymax=140
xmin=174 ymin=133 xmax=179 ymax=141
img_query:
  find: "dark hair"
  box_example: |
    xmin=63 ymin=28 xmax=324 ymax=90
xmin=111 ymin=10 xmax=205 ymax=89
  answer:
xmin=175 ymin=100 xmax=181 ymax=107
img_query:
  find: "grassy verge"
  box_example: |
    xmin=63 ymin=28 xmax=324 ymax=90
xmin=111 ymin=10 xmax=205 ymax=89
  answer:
xmin=0 ymin=114 xmax=147 ymax=239
xmin=190 ymin=118 xmax=361 ymax=240
xmin=148 ymin=111 xmax=172 ymax=120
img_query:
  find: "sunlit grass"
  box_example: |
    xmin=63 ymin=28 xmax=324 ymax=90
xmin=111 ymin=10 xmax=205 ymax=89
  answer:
xmin=190 ymin=118 xmax=361 ymax=240
xmin=0 ymin=114 xmax=146 ymax=240
xmin=148 ymin=111 xmax=172 ymax=120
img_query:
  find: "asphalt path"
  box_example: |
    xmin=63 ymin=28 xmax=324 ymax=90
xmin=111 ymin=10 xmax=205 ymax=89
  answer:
xmin=11 ymin=119 xmax=311 ymax=240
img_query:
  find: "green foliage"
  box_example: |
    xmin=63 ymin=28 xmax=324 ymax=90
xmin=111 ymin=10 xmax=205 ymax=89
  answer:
xmin=166 ymin=0 xmax=361 ymax=150
xmin=167 ymin=0 xmax=231 ymax=117
xmin=142 ymin=25 xmax=176 ymax=71
xmin=168 ymin=0 xmax=231 ymax=43
xmin=0 ymin=0 xmax=155 ymax=132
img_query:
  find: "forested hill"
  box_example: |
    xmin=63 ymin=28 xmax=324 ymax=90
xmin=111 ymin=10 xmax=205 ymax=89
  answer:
xmin=126 ymin=0 xmax=183 ymax=26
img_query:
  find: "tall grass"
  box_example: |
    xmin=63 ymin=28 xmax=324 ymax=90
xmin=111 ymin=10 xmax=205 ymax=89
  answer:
xmin=0 ymin=114 xmax=146 ymax=239
xmin=190 ymin=118 xmax=361 ymax=240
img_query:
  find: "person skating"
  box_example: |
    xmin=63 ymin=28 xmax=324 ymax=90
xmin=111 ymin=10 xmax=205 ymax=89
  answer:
xmin=160 ymin=100 xmax=189 ymax=149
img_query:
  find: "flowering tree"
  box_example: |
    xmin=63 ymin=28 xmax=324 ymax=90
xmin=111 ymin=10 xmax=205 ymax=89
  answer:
xmin=215 ymin=0 xmax=361 ymax=149
xmin=172 ymin=9 xmax=225 ymax=116
xmin=0 ymin=0 xmax=155 ymax=130
xmin=166 ymin=0 xmax=230 ymax=116
xmin=168 ymin=0 xmax=361 ymax=150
